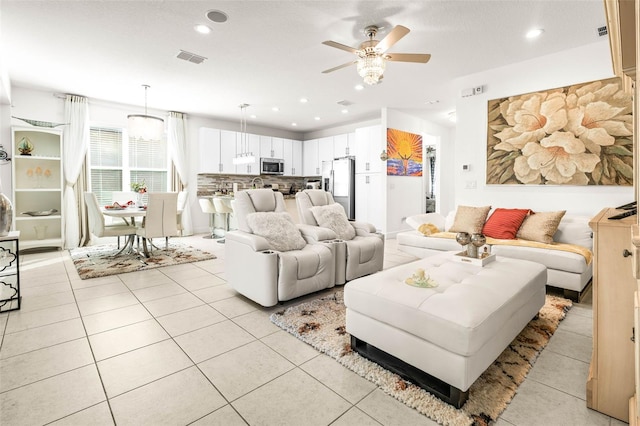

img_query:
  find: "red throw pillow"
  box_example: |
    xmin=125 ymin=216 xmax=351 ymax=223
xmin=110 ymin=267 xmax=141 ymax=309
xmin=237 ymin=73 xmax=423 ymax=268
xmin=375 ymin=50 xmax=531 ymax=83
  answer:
xmin=482 ymin=208 xmax=531 ymax=239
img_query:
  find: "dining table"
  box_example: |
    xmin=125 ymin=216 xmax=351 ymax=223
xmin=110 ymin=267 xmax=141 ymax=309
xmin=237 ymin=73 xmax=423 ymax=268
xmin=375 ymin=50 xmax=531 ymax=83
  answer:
xmin=102 ymin=205 xmax=184 ymax=257
xmin=101 ymin=206 xmax=147 ymax=256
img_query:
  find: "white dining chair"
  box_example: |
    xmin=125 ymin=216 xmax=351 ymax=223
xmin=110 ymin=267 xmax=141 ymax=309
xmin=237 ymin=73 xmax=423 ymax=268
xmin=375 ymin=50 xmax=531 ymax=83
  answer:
xmin=84 ymin=192 xmax=137 ymax=251
xmin=136 ymin=192 xmax=179 ymax=256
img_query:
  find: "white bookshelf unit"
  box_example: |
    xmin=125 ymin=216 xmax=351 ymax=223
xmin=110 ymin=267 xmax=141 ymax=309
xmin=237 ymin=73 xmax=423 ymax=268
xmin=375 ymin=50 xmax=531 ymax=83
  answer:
xmin=11 ymin=127 xmax=64 ymax=250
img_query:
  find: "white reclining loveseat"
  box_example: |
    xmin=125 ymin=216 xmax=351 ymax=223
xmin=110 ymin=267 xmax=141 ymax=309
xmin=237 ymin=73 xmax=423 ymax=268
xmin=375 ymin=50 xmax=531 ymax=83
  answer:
xmin=226 ymin=189 xmax=338 ymax=307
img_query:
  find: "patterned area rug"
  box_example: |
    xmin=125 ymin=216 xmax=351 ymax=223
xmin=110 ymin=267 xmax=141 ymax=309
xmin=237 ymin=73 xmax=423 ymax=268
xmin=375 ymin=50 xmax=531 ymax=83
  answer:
xmin=70 ymin=243 xmax=216 ymax=280
xmin=270 ymin=290 xmax=572 ymax=426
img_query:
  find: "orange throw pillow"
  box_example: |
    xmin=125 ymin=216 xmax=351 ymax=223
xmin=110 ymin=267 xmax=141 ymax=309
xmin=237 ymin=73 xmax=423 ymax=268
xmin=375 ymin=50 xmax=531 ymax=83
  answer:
xmin=482 ymin=208 xmax=531 ymax=239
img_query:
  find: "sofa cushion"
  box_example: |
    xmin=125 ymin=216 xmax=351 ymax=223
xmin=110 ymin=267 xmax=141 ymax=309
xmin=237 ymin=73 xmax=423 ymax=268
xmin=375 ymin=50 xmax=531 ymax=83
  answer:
xmin=246 ymin=212 xmax=307 ymax=252
xmin=310 ymin=203 xmax=356 ymax=240
xmin=554 ymin=216 xmax=593 ymax=250
xmin=516 ymin=210 xmax=566 ymax=244
xmin=482 ymin=208 xmax=530 ymax=239
xmin=448 ymin=205 xmax=491 ymax=234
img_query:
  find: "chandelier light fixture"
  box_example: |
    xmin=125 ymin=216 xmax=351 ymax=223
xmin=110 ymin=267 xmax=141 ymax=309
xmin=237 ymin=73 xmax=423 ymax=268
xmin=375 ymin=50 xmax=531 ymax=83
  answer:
xmin=357 ymin=52 xmax=386 ymax=85
xmin=127 ymin=85 xmax=164 ymax=141
xmin=232 ymin=103 xmax=255 ymax=165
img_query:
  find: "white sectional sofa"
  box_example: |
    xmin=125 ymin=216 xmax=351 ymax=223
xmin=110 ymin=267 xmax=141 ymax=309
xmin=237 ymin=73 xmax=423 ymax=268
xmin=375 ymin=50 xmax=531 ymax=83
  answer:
xmin=397 ymin=210 xmax=593 ymax=301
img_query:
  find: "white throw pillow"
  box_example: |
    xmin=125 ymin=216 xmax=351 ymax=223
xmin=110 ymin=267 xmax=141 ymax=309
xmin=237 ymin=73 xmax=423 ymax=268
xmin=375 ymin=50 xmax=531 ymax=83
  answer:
xmin=309 ymin=203 xmax=356 ymax=240
xmin=245 ymin=212 xmax=307 ymax=252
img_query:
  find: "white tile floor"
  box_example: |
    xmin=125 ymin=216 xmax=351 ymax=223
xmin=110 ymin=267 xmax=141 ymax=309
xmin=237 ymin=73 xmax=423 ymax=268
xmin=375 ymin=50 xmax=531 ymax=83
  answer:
xmin=0 ymin=236 xmax=624 ymax=425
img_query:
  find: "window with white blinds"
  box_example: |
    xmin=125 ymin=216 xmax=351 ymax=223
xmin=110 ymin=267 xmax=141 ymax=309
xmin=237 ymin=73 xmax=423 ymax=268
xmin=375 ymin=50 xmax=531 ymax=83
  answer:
xmin=89 ymin=127 xmax=168 ymax=206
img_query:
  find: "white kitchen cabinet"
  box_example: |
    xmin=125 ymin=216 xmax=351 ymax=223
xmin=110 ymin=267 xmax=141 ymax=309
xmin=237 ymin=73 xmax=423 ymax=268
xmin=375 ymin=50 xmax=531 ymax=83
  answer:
xmin=355 ymin=125 xmax=383 ymax=174
xmin=259 ymin=136 xmax=284 ymax=159
xmin=283 ymin=139 xmax=303 ymax=176
xmin=220 ymin=130 xmax=238 ymax=174
xmin=318 ymin=137 xmax=334 ymax=168
xmin=333 ymin=134 xmax=348 ymax=158
xmin=259 ymin=135 xmax=272 ymax=158
xmin=333 ymin=132 xmax=355 ymax=157
xmin=355 ymin=173 xmax=383 ymax=232
xmin=198 ymin=128 xmax=222 ymax=173
xmin=303 ymin=138 xmax=319 ymax=176
xmin=12 ymin=127 xmax=64 ymax=250
xmin=265 ymin=137 xmax=284 ymax=159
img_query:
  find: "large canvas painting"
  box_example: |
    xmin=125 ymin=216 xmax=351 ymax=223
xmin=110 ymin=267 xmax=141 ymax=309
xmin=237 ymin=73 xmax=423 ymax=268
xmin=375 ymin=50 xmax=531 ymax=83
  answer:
xmin=387 ymin=128 xmax=423 ymax=176
xmin=486 ymin=77 xmax=633 ymax=185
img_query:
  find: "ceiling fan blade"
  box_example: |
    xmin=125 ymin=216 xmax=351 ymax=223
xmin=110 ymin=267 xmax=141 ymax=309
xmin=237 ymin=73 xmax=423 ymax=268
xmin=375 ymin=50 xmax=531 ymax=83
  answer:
xmin=322 ymin=40 xmax=358 ymax=54
xmin=376 ymin=25 xmax=410 ymax=53
xmin=385 ymin=53 xmax=431 ymax=63
xmin=322 ymin=61 xmax=357 ymax=74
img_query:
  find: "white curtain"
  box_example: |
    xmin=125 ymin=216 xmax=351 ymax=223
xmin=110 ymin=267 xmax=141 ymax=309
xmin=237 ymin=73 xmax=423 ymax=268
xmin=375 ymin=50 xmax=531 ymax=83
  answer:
xmin=168 ymin=111 xmax=193 ymax=235
xmin=63 ymin=95 xmax=90 ymax=249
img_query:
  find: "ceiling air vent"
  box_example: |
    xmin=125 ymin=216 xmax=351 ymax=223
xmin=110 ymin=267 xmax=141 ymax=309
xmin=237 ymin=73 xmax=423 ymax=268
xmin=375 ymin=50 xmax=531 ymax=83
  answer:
xmin=177 ymin=50 xmax=207 ymax=64
xmin=597 ymin=26 xmax=608 ymax=37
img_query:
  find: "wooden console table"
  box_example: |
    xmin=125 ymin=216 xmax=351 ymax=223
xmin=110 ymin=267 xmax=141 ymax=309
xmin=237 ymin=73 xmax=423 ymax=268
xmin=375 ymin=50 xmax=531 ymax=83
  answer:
xmin=587 ymin=208 xmax=635 ymax=421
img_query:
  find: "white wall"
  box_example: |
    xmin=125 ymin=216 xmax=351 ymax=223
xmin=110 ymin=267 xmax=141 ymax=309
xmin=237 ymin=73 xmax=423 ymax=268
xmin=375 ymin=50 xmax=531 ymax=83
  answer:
xmin=383 ymin=108 xmax=455 ymax=237
xmin=453 ymin=40 xmax=632 ymax=217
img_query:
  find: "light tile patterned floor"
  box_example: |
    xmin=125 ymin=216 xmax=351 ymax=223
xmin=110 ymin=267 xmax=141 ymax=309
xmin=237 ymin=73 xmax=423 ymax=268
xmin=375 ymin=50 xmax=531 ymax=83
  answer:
xmin=0 ymin=236 xmax=622 ymax=425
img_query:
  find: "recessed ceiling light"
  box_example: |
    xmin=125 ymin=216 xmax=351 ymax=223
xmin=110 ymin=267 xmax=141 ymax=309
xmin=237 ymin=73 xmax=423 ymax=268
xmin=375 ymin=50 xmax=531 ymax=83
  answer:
xmin=341 ymin=109 xmax=349 ymax=114
xmin=299 ymin=97 xmax=309 ymax=103
xmin=526 ymin=28 xmax=544 ymax=39
xmin=314 ymin=116 xmax=321 ymax=121
xmin=250 ymin=114 xmax=257 ymax=119
xmin=354 ymin=84 xmax=364 ymax=91
xmin=206 ymin=10 xmax=228 ymax=23
xmin=194 ymin=24 xmax=211 ymax=34
xmin=291 ymin=123 xmax=297 ymax=127
xmin=272 ymin=107 xmax=279 ymax=112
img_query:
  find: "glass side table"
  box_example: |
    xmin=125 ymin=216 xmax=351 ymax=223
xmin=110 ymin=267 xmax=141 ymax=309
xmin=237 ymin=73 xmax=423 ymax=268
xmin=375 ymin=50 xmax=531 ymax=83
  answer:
xmin=0 ymin=231 xmax=20 ymax=312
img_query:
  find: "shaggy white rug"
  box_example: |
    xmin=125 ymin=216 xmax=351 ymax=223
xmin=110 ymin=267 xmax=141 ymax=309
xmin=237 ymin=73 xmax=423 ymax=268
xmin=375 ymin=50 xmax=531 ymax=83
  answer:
xmin=270 ymin=290 xmax=572 ymax=426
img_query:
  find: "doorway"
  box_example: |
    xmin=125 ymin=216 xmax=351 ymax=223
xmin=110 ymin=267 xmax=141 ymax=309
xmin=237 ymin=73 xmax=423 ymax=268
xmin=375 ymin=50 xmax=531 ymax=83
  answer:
xmin=423 ymin=135 xmax=439 ymax=213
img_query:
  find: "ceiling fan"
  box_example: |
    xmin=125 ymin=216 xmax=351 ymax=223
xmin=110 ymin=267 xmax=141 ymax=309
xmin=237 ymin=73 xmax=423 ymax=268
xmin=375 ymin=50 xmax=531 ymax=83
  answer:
xmin=322 ymin=25 xmax=431 ymax=85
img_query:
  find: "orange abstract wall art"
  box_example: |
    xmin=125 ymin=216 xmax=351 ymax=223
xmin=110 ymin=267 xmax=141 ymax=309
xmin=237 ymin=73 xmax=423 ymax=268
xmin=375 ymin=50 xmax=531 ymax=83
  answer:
xmin=386 ymin=128 xmax=423 ymax=176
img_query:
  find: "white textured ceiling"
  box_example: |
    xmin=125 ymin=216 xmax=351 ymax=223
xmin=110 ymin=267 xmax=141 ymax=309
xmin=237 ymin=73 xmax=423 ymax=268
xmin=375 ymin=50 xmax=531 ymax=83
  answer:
xmin=1 ymin=0 xmax=608 ymax=133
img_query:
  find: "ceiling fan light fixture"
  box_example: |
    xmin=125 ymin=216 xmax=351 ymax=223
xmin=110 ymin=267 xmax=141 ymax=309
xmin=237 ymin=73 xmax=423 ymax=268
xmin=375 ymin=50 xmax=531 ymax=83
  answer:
xmin=127 ymin=85 xmax=164 ymax=141
xmin=357 ymin=54 xmax=386 ymax=85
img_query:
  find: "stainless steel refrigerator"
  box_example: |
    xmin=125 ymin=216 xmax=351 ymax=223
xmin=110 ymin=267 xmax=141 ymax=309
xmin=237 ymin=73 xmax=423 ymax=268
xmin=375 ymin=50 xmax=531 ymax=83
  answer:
xmin=322 ymin=157 xmax=355 ymax=220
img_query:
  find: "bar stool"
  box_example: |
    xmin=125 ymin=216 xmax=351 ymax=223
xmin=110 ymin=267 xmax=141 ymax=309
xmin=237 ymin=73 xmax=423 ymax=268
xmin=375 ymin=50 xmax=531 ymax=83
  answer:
xmin=198 ymin=198 xmax=217 ymax=239
xmin=213 ymin=197 xmax=233 ymax=244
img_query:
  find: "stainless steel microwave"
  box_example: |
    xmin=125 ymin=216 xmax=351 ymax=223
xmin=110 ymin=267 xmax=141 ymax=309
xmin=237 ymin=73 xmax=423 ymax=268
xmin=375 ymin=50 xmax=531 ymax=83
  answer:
xmin=260 ymin=158 xmax=284 ymax=175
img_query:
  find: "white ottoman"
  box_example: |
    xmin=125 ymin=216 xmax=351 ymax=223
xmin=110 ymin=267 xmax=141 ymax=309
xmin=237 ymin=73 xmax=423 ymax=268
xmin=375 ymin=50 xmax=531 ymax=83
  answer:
xmin=344 ymin=253 xmax=547 ymax=407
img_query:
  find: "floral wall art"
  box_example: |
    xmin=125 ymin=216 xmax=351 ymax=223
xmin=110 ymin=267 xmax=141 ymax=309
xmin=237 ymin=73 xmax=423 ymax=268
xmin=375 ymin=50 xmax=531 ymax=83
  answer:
xmin=386 ymin=128 xmax=423 ymax=176
xmin=486 ymin=77 xmax=633 ymax=185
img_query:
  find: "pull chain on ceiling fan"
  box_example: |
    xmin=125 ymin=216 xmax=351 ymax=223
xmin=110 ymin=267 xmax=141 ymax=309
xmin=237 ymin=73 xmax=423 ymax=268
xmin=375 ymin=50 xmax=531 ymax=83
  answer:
xmin=322 ymin=25 xmax=431 ymax=85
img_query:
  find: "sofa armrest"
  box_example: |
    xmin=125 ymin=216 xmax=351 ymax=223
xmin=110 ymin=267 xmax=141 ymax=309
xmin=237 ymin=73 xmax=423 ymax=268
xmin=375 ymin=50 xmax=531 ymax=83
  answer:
xmin=406 ymin=213 xmax=446 ymax=231
xmin=225 ymin=230 xmax=271 ymax=252
xmin=350 ymin=220 xmax=376 ymax=233
xmin=297 ymin=224 xmax=337 ymax=243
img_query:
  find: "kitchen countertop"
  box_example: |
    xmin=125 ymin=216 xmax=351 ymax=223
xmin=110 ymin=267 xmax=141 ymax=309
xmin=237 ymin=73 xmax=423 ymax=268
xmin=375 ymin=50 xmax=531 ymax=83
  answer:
xmin=198 ymin=189 xmax=299 ymax=199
